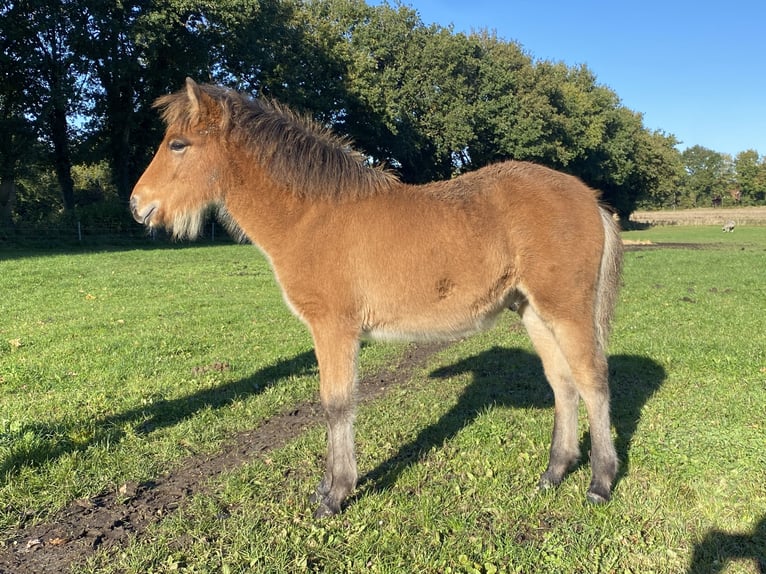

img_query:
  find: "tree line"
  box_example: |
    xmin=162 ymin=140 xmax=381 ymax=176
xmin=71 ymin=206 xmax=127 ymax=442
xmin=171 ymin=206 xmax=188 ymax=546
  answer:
xmin=1 ymin=0 xmax=764 ymax=232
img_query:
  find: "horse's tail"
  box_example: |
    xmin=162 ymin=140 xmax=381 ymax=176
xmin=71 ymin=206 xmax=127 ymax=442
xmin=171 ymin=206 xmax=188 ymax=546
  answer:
xmin=594 ymin=207 xmax=623 ymax=353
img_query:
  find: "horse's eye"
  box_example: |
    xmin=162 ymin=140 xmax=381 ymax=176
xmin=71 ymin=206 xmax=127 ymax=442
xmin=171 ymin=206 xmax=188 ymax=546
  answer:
xmin=169 ymin=139 xmax=189 ymax=153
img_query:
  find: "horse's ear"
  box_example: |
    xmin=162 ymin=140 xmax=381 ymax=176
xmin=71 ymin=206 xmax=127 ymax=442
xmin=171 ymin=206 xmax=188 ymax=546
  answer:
xmin=185 ymin=78 xmax=202 ymax=119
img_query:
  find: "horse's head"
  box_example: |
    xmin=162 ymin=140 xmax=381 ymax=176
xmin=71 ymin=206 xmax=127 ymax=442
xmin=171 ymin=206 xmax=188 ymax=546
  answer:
xmin=130 ymin=78 xmax=229 ymax=239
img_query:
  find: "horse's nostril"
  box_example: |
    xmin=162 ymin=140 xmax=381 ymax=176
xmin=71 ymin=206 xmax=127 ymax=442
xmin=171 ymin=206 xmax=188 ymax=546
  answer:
xmin=129 ymin=197 xmax=158 ymax=226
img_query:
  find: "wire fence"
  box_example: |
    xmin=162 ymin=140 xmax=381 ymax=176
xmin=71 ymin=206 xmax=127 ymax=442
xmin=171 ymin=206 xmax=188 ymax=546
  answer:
xmin=0 ymin=218 xmax=236 ymax=248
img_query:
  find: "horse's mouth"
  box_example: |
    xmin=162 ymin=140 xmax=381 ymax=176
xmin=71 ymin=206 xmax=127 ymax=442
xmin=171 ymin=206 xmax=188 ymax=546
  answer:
xmin=130 ymin=198 xmax=159 ymax=226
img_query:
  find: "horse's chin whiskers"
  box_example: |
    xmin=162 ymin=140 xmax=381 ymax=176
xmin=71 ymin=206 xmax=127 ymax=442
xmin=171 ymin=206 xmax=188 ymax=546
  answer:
xmin=169 ymin=204 xmax=218 ymax=240
xmin=170 ymin=211 xmax=203 ymax=240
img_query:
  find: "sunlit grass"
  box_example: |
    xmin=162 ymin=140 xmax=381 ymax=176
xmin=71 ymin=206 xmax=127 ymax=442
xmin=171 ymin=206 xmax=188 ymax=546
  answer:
xmin=0 ymin=245 xmax=402 ymax=530
xmin=2 ymin=229 xmax=765 ymax=573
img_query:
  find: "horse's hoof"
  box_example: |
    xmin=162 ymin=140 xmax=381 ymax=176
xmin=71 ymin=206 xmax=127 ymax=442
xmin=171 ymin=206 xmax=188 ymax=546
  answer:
xmin=586 ymin=488 xmax=611 ymax=505
xmin=536 ymin=473 xmax=561 ymax=492
xmin=313 ymin=501 xmax=339 ymax=519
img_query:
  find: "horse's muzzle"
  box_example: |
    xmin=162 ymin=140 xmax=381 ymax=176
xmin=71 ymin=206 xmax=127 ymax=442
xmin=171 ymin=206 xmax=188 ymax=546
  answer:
xmin=130 ymin=196 xmax=158 ymax=226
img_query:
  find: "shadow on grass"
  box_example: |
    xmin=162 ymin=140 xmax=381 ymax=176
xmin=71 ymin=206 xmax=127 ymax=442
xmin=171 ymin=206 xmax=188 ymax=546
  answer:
xmin=0 ymin=233 xmax=241 ymax=262
xmin=0 ymin=350 xmax=317 ymax=482
xmin=689 ymin=517 xmax=766 ymax=573
xmin=358 ymin=347 xmax=665 ymax=497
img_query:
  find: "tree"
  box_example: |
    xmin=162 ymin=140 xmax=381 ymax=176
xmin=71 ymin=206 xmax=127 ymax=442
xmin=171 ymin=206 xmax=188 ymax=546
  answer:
xmin=462 ymin=38 xmax=682 ymax=216
xmin=680 ymin=146 xmax=732 ymax=207
xmin=631 ymin=129 xmax=685 ymax=209
xmin=213 ymin=0 xmax=344 ymax=114
xmin=1 ymin=0 xmax=85 ymax=212
xmin=462 ymin=30 xmax=531 ymax=168
xmin=734 ymin=149 xmax=763 ymax=203
xmin=71 ymin=1 xmax=141 ymax=204
xmin=0 ymin=22 xmax=39 ymax=227
xmin=302 ymin=0 xmax=487 ymax=182
xmin=0 ymin=0 xmax=717 ymax=227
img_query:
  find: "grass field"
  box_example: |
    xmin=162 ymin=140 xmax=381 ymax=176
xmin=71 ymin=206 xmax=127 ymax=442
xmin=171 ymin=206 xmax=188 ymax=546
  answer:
xmin=1 ymin=224 xmax=765 ymax=573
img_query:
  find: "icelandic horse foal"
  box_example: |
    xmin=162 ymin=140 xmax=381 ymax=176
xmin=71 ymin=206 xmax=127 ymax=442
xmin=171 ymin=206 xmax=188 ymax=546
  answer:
xmin=131 ymin=79 xmax=623 ymax=518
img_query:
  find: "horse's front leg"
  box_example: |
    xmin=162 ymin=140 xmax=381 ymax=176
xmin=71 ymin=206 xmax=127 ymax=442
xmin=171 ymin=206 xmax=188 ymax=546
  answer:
xmin=308 ymin=323 xmax=360 ymax=518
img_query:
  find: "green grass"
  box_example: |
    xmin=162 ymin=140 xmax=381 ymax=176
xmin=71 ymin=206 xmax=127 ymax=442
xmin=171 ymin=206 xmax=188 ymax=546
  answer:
xmin=0 ymin=245 xmax=403 ymax=528
xmin=2 ymin=227 xmax=765 ymax=573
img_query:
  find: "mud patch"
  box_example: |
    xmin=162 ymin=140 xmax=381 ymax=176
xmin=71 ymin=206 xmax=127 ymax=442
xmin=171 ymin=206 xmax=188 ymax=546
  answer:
xmin=0 ymin=342 xmax=446 ymax=574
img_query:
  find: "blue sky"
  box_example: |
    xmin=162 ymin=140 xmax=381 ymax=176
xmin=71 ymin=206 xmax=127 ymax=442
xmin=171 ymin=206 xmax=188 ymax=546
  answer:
xmin=390 ymin=0 xmax=765 ymax=157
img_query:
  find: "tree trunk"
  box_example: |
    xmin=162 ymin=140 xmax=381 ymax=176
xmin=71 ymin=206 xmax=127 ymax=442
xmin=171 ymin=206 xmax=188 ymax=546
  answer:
xmin=108 ymin=89 xmax=135 ymax=204
xmin=0 ymin=178 xmax=17 ymax=228
xmin=112 ymin=126 xmax=133 ymax=203
xmin=49 ymin=103 xmax=75 ymax=211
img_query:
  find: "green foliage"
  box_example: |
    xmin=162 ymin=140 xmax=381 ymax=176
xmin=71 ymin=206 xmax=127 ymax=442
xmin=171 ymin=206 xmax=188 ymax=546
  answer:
xmin=298 ymin=4 xmax=682 ymax=214
xmin=11 ymin=162 xmax=117 ymax=220
xmin=649 ymin=146 xmax=766 ymax=210
xmin=12 ymin=167 xmax=74 ymax=225
xmin=735 ymin=149 xmax=766 ymax=203
xmin=3 ymin=0 xmax=764 ymax=223
xmin=680 ymin=145 xmax=733 ymax=207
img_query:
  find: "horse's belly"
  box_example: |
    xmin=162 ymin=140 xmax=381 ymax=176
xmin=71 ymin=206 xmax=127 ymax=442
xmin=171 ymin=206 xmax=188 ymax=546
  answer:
xmin=360 ymin=289 xmax=513 ymax=342
xmin=362 ymin=314 xmax=501 ymax=342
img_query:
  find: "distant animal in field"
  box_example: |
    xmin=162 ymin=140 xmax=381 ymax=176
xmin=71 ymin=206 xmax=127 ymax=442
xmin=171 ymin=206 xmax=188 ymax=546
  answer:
xmin=722 ymin=220 xmax=735 ymax=232
xmin=712 ymin=195 xmax=722 ymax=208
xmin=130 ymin=79 xmax=624 ymax=517
xmin=728 ymin=188 xmax=742 ymax=205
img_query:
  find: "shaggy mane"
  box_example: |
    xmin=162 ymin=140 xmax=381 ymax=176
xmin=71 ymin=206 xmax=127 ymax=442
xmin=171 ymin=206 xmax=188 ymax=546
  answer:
xmin=154 ymin=84 xmax=398 ymax=200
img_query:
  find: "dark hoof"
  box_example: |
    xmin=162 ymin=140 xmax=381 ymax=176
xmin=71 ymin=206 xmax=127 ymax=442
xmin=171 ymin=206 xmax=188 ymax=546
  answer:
xmin=310 ymin=487 xmax=341 ymax=518
xmin=313 ymin=500 xmax=339 ymax=519
xmin=586 ymin=488 xmax=611 ymax=505
xmin=537 ymin=474 xmax=561 ymax=492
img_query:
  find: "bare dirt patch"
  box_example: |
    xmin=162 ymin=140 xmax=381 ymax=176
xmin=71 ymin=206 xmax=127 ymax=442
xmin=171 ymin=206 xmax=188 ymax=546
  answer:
xmin=622 ymin=240 xmax=713 ymax=251
xmin=0 ymin=342 xmax=447 ymax=574
xmin=630 ymin=206 xmax=766 ymax=226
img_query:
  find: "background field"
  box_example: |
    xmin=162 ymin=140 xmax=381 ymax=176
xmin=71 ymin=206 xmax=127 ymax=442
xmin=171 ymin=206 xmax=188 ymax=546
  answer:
xmin=1 ymin=224 xmax=765 ymax=573
xmin=630 ymin=206 xmax=766 ymax=226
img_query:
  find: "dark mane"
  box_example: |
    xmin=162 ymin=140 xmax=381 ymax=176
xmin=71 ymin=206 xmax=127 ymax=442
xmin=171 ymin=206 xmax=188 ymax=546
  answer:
xmin=155 ymin=84 xmax=398 ymax=200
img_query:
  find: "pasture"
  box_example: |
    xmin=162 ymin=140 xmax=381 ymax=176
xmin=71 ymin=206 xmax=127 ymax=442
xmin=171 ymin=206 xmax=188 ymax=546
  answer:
xmin=0 ymin=225 xmax=765 ymax=573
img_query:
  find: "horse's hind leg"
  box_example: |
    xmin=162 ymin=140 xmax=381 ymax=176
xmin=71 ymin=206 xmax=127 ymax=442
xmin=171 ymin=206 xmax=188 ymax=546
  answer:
xmin=309 ymin=324 xmax=360 ymax=518
xmin=521 ymin=306 xmax=581 ymax=489
xmin=553 ymin=321 xmax=617 ymax=503
xmin=521 ymin=304 xmax=617 ymax=503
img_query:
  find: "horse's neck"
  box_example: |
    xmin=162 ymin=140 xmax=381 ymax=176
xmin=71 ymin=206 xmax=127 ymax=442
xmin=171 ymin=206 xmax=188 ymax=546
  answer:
xmin=222 ymin=174 xmax=312 ymax=259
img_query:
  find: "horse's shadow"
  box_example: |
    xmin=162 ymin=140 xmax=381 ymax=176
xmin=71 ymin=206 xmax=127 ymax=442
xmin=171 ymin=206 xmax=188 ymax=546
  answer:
xmin=358 ymin=346 xmax=666 ymax=495
xmin=0 ymin=351 xmax=318 ymax=481
xmin=689 ymin=517 xmax=766 ymax=573
xmin=4 ymin=344 xmax=665 ymax=509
